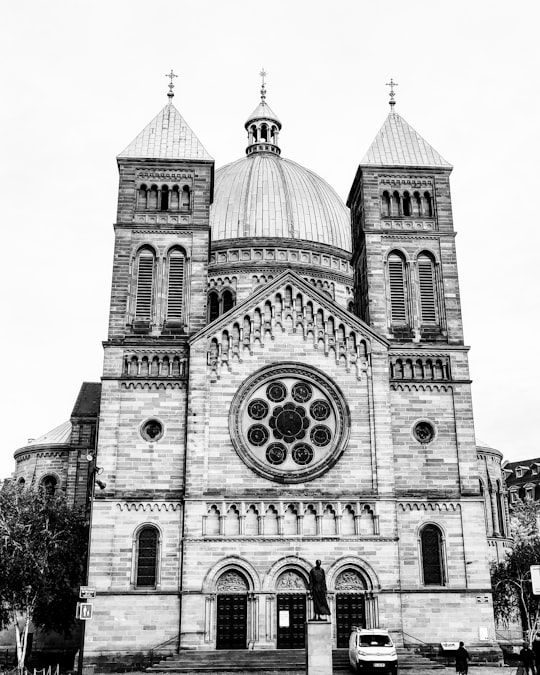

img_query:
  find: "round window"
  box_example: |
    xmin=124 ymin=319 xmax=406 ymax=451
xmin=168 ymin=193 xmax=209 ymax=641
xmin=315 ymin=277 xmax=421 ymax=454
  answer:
xmin=229 ymin=364 xmax=350 ymax=483
xmin=412 ymin=420 xmax=436 ymax=444
xmin=141 ymin=419 xmax=164 ymax=442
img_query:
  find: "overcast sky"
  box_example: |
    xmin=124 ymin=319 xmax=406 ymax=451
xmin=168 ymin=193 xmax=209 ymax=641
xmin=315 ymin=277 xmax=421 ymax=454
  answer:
xmin=1 ymin=0 xmax=538 ymax=479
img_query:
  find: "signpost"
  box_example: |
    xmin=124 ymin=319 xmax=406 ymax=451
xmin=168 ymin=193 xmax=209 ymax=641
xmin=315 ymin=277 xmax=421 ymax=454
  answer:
xmin=531 ymin=565 xmax=540 ymax=595
xmin=79 ymin=586 xmax=96 ymax=600
xmin=76 ymin=602 xmax=93 ymax=620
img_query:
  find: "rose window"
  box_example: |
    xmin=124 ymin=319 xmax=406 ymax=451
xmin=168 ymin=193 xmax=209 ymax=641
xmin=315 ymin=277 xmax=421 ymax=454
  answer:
xmin=229 ymin=363 xmax=350 ymax=483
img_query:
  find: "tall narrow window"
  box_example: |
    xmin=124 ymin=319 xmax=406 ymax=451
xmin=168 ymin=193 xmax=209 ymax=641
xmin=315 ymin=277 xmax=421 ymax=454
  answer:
xmin=387 ymin=253 xmax=408 ymax=325
xmin=167 ymin=249 xmax=185 ymax=321
xmin=417 ymin=253 xmax=437 ymax=324
xmin=136 ymin=526 xmax=158 ymax=588
xmin=135 ymin=249 xmax=154 ymax=319
xmin=138 ymin=184 xmax=148 ymax=209
xmin=381 ymin=191 xmax=391 ymax=216
xmin=222 ymin=289 xmax=234 ymax=314
xmin=420 ymin=524 xmax=444 ymax=585
xmin=160 ymin=185 xmax=169 ymax=211
xmin=208 ymin=292 xmax=219 ymax=322
xmin=402 ymin=191 xmax=411 ymax=216
xmin=181 ymin=186 xmax=190 ymax=209
xmin=148 ymin=185 xmax=158 ymax=210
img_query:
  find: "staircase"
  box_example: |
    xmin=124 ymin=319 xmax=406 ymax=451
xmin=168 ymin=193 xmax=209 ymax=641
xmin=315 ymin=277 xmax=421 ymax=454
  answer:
xmin=147 ymin=646 xmax=443 ymax=673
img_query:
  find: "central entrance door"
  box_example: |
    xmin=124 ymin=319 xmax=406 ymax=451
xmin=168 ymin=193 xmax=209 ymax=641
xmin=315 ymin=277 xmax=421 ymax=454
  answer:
xmin=216 ymin=594 xmax=247 ymax=649
xmin=277 ymin=593 xmax=306 ymax=649
xmin=336 ymin=594 xmax=366 ymax=647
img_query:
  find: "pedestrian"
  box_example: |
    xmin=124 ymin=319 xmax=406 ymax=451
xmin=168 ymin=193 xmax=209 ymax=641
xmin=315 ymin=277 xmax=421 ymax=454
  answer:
xmin=533 ymin=639 xmax=540 ymax=675
xmin=455 ymin=641 xmax=470 ymax=675
xmin=520 ymin=643 xmax=536 ymax=675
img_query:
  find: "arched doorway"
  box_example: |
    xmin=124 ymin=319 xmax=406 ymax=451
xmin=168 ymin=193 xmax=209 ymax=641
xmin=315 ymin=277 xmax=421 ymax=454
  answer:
xmin=276 ymin=570 xmax=307 ymax=649
xmin=335 ymin=569 xmax=367 ymax=648
xmin=216 ymin=570 xmax=248 ymax=649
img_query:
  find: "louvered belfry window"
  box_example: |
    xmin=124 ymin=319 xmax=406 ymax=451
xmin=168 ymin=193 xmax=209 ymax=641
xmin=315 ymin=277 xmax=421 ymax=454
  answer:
xmin=388 ymin=253 xmax=407 ymax=324
xmin=167 ymin=250 xmax=185 ymax=321
xmin=135 ymin=250 xmax=154 ymax=319
xmin=418 ymin=254 xmax=437 ymax=324
xmin=421 ymin=525 xmax=444 ymax=585
xmin=136 ymin=526 xmax=158 ymax=587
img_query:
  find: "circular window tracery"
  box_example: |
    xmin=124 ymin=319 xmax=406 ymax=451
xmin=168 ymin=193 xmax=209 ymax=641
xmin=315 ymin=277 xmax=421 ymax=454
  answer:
xmin=229 ymin=363 xmax=350 ymax=483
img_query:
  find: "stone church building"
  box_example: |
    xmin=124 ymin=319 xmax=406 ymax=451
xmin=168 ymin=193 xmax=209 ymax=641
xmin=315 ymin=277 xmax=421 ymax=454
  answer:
xmin=10 ymin=80 xmax=512 ymax=664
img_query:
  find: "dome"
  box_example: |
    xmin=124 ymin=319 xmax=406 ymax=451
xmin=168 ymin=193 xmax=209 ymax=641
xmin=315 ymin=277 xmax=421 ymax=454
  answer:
xmin=210 ymin=153 xmax=351 ymax=252
xmin=210 ymin=84 xmax=351 ymax=253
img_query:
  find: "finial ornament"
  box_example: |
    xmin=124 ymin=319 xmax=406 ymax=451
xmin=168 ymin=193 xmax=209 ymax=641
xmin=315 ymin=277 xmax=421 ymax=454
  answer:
xmin=166 ymin=69 xmax=178 ymax=101
xmin=386 ymin=78 xmax=398 ymax=108
xmin=260 ymin=68 xmax=267 ymax=102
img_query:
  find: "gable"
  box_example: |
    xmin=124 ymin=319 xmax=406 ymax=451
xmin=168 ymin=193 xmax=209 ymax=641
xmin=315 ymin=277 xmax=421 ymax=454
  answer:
xmin=191 ymin=270 xmax=388 ymax=382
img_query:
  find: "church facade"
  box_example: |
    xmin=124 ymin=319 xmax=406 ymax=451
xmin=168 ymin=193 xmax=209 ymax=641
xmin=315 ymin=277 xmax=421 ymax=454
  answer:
xmin=11 ymin=81 xmax=511 ymax=664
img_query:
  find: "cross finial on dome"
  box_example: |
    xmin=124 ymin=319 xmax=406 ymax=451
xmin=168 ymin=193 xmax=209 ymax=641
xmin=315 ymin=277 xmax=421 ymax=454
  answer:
xmin=260 ymin=68 xmax=267 ymax=102
xmin=386 ymin=78 xmax=398 ymax=109
xmin=166 ymin=69 xmax=178 ymax=102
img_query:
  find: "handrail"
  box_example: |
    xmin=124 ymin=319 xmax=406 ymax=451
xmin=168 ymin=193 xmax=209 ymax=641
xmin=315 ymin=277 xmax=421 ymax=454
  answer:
xmin=400 ymin=630 xmax=430 ymax=647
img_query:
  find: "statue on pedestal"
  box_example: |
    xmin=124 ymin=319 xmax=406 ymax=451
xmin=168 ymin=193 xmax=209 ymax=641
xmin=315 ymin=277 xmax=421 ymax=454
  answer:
xmin=309 ymin=560 xmax=330 ymax=620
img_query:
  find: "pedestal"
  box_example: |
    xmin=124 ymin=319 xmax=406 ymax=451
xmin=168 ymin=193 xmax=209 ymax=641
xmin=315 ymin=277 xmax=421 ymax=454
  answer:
xmin=306 ymin=620 xmax=332 ymax=675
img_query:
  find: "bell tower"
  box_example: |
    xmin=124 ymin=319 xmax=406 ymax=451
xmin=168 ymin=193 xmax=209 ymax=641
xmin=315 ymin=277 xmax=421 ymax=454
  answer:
xmin=84 ymin=77 xmax=214 ymax=659
xmin=348 ymin=82 xmax=462 ymax=347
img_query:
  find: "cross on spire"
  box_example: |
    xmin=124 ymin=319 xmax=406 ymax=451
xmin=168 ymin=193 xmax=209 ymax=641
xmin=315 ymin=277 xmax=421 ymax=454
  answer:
xmin=386 ymin=78 xmax=398 ymax=108
xmin=260 ymin=67 xmax=267 ymax=102
xmin=166 ymin=69 xmax=178 ymax=101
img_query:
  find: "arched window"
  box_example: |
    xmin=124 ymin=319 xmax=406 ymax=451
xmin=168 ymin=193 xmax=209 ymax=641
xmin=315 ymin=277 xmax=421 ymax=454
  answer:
xmin=260 ymin=123 xmax=268 ymax=141
xmin=148 ymin=185 xmax=158 ymax=210
xmin=392 ymin=191 xmax=401 ymax=216
xmin=387 ymin=252 xmax=408 ymax=325
xmin=402 ymin=191 xmax=411 ymax=216
xmin=40 ymin=475 xmax=57 ymax=496
xmin=381 ymin=191 xmax=391 ymax=216
xmin=160 ymin=185 xmax=169 ymax=211
xmin=222 ymin=289 xmax=234 ymax=314
xmin=208 ymin=291 xmax=219 ymax=322
xmin=423 ymin=191 xmax=433 ymax=217
xmin=138 ymin=184 xmax=148 ymax=209
xmin=181 ymin=186 xmax=190 ymax=209
xmin=170 ymin=185 xmax=180 ymax=210
xmin=166 ymin=249 xmax=185 ymax=322
xmin=135 ymin=526 xmax=159 ymax=588
xmin=135 ymin=248 xmax=155 ymax=320
xmin=417 ymin=253 xmax=437 ymax=324
xmin=420 ymin=524 xmax=444 ymax=585
xmin=413 ymin=191 xmax=422 ymax=216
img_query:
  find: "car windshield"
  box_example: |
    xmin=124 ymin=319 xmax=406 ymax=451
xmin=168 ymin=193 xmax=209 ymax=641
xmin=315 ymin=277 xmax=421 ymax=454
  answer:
xmin=360 ymin=634 xmax=392 ymax=646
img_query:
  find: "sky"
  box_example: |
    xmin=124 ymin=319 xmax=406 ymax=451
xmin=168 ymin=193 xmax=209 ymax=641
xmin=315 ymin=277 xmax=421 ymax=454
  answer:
xmin=0 ymin=0 xmax=538 ymax=479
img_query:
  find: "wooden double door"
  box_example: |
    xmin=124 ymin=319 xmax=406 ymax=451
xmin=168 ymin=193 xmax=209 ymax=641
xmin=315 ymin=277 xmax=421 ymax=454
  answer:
xmin=216 ymin=594 xmax=247 ymax=649
xmin=336 ymin=594 xmax=366 ymax=647
xmin=277 ymin=593 xmax=306 ymax=649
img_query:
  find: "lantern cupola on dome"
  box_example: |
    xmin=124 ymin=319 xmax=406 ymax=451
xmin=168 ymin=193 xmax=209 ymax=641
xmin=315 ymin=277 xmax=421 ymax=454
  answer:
xmin=245 ymin=69 xmax=282 ymax=156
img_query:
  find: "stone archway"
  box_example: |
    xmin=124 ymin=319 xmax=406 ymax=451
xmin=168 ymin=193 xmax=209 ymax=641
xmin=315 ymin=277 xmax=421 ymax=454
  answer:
xmin=275 ymin=570 xmax=308 ymax=649
xmin=334 ymin=569 xmax=367 ymax=647
xmin=216 ymin=570 xmax=249 ymax=650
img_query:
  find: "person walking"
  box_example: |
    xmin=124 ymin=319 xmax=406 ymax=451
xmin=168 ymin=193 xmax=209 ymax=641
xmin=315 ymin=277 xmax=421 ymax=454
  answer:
xmin=455 ymin=641 xmax=470 ymax=675
xmin=520 ymin=643 xmax=536 ymax=675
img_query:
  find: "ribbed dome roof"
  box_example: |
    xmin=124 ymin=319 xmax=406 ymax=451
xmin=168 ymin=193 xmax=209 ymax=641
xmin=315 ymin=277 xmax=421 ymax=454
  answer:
xmin=210 ymin=153 xmax=351 ymax=252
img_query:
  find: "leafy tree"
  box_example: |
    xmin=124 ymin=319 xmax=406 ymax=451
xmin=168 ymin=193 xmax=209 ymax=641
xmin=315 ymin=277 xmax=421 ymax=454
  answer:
xmin=491 ymin=498 xmax=540 ymax=646
xmin=0 ymin=482 xmax=88 ymax=672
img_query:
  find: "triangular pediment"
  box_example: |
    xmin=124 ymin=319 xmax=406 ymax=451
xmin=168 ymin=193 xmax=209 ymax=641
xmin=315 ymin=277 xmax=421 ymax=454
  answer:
xmin=192 ymin=270 xmax=388 ymax=381
xmin=118 ymin=103 xmax=213 ymax=161
xmin=361 ymin=111 xmax=451 ymax=169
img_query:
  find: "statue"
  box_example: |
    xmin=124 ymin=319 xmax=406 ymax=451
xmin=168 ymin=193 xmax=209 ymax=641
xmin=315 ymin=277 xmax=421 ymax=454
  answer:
xmin=309 ymin=559 xmax=330 ymax=620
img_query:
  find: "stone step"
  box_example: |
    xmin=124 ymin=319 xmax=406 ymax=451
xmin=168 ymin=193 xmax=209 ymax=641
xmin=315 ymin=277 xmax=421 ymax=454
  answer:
xmin=147 ymin=647 xmax=443 ymax=673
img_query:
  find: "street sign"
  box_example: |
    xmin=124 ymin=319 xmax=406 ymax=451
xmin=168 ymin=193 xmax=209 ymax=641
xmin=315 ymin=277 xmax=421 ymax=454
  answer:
xmin=79 ymin=586 xmax=96 ymax=599
xmin=76 ymin=602 xmax=93 ymax=620
xmin=531 ymin=565 xmax=540 ymax=594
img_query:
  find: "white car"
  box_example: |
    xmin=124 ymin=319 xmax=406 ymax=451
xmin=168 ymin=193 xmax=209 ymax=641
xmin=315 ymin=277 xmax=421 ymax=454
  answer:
xmin=348 ymin=628 xmax=398 ymax=674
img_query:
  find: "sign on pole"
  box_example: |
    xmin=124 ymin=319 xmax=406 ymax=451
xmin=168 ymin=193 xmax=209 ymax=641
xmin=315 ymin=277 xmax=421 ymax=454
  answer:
xmin=531 ymin=565 xmax=540 ymax=595
xmin=79 ymin=586 xmax=96 ymax=599
xmin=76 ymin=602 xmax=94 ymax=620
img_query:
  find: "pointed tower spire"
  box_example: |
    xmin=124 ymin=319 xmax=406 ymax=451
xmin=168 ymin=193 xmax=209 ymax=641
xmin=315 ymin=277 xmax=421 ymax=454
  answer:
xmin=245 ymin=69 xmax=282 ymax=156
